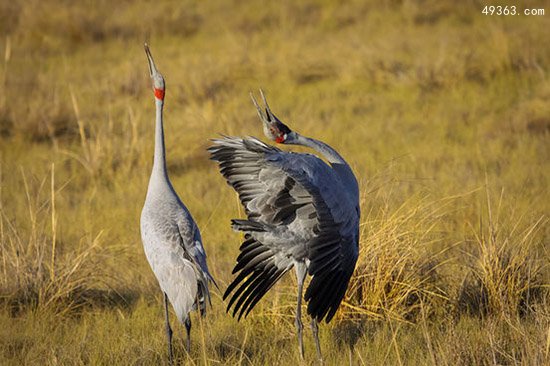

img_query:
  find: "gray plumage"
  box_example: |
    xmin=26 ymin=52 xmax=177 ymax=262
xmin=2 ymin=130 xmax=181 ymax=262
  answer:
xmin=140 ymin=44 xmax=214 ymax=364
xmin=141 ymin=180 xmax=213 ymax=320
xmin=208 ymin=90 xmax=360 ymax=360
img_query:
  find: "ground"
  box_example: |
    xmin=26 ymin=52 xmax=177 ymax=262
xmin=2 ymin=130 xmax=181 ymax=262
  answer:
xmin=0 ymin=1 xmax=548 ymax=365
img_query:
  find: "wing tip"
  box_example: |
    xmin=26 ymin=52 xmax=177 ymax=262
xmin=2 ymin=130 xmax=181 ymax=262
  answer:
xmin=224 ymin=237 xmax=290 ymax=319
xmin=305 ymin=266 xmax=355 ymax=323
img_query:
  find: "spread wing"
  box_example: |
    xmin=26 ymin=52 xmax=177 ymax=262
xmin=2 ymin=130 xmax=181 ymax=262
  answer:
xmin=209 ymin=136 xmax=359 ymax=322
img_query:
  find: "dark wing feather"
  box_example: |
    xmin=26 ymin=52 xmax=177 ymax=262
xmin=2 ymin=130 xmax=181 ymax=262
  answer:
xmin=221 ymin=234 xmax=293 ymax=318
xmin=209 ymin=137 xmax=359 ymax=322
xmin=277 ymin=161 xmax=359 ymax=323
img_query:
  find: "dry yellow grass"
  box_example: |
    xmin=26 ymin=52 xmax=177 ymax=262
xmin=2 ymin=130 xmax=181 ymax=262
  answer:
xmin=0 ymin=0 xmax=549 ymax=364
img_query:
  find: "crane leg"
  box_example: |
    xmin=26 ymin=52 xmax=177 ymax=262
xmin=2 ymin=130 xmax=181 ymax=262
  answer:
xmin=311 ymin=318 xmax=323 ymax=361
xmin=294 ymin=263 xmax=307 ymax=360
xmin=184 ymin=317 xmax=191 ymax=353
xmin=163 ymin=292 xmax=174 ymax=366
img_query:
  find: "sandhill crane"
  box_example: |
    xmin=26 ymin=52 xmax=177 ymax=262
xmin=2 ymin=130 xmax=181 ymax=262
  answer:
xmin=140 ymin=44 xmax=215 ymax=365
xmin=208 ymin=90 xmax=360 ymax=360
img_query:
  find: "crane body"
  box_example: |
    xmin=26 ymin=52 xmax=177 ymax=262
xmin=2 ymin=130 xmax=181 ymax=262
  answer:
xmin=140 ymin=44 xmax=214 ymax=364
xmin=209 ymin=91 xmax=359 ymax=360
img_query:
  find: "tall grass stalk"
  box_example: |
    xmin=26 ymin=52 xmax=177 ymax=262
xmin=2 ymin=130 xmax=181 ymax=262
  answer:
xmin=0 ymin=36 xmax=9 ymax=109
xmin=49 ymin=163 xmax=56 ymax=282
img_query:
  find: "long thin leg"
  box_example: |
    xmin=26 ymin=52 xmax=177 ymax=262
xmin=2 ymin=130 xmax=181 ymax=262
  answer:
xmin=295 ymin=263 xmax=307 ymax=360
xmin=164 ymin=292 xmax=174 ymax=366
xmin=311 ymin=317 xmax=323 ymax=361
xmin=184 ymin=317 xmax=191 ymax=353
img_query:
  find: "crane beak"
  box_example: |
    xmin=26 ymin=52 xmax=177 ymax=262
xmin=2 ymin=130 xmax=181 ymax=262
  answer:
xmin=250 ymin=89 xmax=292 ymax=142
xmin=250 ymin=91 xmax=265 ymax=123
xmin=144 ymin=43 xmax=158 ymax=78
xmin=250 ymin=89 xmax=278 ymax=126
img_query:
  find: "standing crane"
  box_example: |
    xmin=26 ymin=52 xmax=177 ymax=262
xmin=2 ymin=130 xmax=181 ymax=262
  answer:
xmin=140 ymin=44 xmax=215 ymax=365
xmin=208 ymin=90 xmax=360 ymax=360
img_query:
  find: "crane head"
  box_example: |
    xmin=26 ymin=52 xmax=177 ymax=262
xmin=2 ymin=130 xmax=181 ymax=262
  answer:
xmin=250 ymin=89 xmax=292 ymax=144
xmin=144 ymin=43 xmax=165 ymax=101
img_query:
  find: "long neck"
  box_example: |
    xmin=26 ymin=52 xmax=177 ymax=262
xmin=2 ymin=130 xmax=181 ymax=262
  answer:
xmin=292 ymin=133 xmax=359 ymax=201
xmin=152 ymin=98 xmax=167 ymax=175
xmin=293 ymin=133 xmax=346 ymax=165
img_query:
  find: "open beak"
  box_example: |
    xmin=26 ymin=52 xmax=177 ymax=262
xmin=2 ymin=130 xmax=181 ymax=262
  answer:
xmin=250 ymin=89 xmax=277 ymax=126
xmin=144 ymin=43 xmax=158 ymax=77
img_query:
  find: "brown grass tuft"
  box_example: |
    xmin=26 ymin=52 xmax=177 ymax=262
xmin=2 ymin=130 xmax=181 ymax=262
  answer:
xmin=458 ymin=188 xmax=548 ymax=319
xmin=0 ymin=166 xmax=122 ymax=317
xmin=343 ymin=192 xmax=450 ymax=323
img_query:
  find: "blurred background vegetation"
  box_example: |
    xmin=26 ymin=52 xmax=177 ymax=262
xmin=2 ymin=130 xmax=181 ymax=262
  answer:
xmin=0 ymin=0 xmax=548 ymax=364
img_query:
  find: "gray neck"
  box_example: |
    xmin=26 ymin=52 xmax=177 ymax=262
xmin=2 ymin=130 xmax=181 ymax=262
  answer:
xmin=146 ymin=98 xmax=173 ymax=200
xmin=152 ymin=98 xmax=167 ymax=177
xmin=292 ymin=133 xmax=359 ymax=201
xmin=293 ymin=134 xmax=347 ymax=164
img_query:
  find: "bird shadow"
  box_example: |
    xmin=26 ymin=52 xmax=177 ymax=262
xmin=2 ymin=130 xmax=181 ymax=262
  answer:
xmin=331 ymin=319 xmax=380 ymax=351
xmin=3 ymin=287 xmax=141 ymax=318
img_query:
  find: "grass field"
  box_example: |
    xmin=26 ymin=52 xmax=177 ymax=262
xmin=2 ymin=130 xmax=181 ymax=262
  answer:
xmin=0 ymin=0 xmax=549 ymax=364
